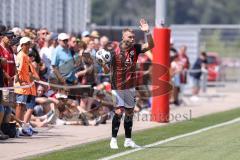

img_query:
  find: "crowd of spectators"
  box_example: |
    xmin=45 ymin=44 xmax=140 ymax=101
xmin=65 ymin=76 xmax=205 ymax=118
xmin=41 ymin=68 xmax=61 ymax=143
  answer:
xmin=0 ymin=24 xmax=208 ymax=140
xmin=0 ymin=25 xmax=153 ymax=140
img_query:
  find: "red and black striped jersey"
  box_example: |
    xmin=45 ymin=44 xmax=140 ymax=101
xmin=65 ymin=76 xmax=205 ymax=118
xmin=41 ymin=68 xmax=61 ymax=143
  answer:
xmin=110 ymin=43 xmax=142 ymax=90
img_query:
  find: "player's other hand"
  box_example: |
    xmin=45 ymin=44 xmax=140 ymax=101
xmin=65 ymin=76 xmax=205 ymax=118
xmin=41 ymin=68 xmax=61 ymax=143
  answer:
xmin=139 ymin=19 xmax=149 ymax=33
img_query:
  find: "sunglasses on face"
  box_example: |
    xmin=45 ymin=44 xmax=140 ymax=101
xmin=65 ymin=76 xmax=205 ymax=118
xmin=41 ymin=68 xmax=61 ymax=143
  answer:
xmin=41 ymin=32 xmax=48 ymax=35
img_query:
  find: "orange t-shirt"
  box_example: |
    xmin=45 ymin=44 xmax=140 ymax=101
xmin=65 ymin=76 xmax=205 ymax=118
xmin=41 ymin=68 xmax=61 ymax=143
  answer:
xmin=14 ymin=51 xmax=38 ymax=96
xmin=28 ymin=61 xmax=39 ymax=96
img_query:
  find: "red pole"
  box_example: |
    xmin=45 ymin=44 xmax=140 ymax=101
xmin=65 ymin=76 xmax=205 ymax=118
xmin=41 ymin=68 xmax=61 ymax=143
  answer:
xmin=151 ymin=27 xmax=171 ymax=122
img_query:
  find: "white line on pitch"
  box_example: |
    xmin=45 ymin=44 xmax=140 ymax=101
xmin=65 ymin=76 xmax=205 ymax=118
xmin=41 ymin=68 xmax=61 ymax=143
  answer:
xmin=99 ymin=117 xmax=240 ymax=160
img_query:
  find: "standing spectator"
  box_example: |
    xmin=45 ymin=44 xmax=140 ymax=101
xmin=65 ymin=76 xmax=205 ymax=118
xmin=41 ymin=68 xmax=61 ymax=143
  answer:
xmin=90 ymin=30 xmax=100 ymax=51
xmin=51 ymin=33 xmax=77 ymax=85
xmin=190 ymin=52 xmax=208 ymax=98
xmin=0 ymin=31 xmax=15 ymax=86
xmin=68 ymin=35 xmax=77 ymax=53
xmin=39 ymin=33 xmax=58 ymax=80
xmin=37 ymin=28 xmax=49 ymax=49
xmin=101 ymin=19 xmax=154 ymax=149
xmin=0 ymin=56 xmax=9 ymax=140
xmin=99 ymin=36 xmax=109 ymax=50
xmin=90 ymin=30 xmax=100 ymax=40
xmin=81 ymin=31 xmax=91 ymax=45
xmin=171 ymin=55 xmax=184 ymax=106
xmin=75 ymin=52 xmax=96 ymax=86
xmin=177 ymin=45 xmax=190 ymax=84
xmin=14 ymin=37 xmax=39 ymax=123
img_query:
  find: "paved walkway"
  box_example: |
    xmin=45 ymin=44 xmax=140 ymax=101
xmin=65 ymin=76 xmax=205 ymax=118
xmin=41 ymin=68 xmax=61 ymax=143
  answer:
xmin=1 ymin=84 xmax=240 ymax=160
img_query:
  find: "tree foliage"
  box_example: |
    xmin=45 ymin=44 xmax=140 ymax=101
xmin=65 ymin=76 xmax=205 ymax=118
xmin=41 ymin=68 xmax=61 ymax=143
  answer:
xmin=92 ymin=0 xmax=240 ymax=25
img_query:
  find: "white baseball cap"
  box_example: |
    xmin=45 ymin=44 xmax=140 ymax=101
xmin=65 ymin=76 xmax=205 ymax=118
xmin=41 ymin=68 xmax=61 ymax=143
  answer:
xmin=81 ymin=31 xmax=90 ymax=37
xmin=20 ymin=37 xmax=31 ymax=46
xmin=58 ymin=33 xmax=69 ymax=40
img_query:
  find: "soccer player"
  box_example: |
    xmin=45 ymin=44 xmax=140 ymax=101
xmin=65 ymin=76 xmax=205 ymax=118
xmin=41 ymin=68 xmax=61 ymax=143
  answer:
xmin=101 ymin=19 xmax=154 ymax=149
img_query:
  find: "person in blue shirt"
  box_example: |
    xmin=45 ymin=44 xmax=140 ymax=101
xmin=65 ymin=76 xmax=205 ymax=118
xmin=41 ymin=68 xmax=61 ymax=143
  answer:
xmin=51 ymin=33 xmax=78 ymax=85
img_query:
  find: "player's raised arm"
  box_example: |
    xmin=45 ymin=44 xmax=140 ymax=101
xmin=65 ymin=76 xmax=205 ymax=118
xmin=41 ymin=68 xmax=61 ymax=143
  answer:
xmin=139 ymin=19 xmax=154 ymax=53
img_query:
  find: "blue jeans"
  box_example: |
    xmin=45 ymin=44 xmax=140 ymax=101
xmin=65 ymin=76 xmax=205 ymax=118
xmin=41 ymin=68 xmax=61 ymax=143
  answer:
xmin=16 ymin=94 xmax=28 ymax=105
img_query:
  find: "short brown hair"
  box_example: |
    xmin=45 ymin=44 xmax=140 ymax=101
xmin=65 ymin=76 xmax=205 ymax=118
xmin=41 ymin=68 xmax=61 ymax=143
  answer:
xmin=122 ymin=28 xmax=134 ymax=34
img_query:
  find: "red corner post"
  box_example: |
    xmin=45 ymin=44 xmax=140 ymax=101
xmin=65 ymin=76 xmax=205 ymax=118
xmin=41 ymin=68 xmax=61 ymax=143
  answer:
xmin=151 ymin=27 xmax=171 ymax=123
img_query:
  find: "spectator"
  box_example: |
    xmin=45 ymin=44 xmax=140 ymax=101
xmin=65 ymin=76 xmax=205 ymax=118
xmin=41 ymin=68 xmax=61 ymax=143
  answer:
xmin=81 ymin=31 xmax=91 ymax=45
xmin=171 ymin=55 xmax=184 ymax=106
xmin=0 ymin=56 xmax=9 ymax=140
xmin=39 ymin=33 xmax=58 ymax=80
xmin=75 ymin=52 xmax=96 ymax=86
xmin=0 ymin=31 xmax=15 ymax=86
xmin=11 ymin=27 xmax=22 ymax=36
xmin=90 ymin=30 xmax=100 ymax=40
xmin=177 ymin=45 xmax=190 ymax=84
xmin=51 ymin=33 xmax=77 ymax=85
xmin=90 ymin=30 xmax=100 ymax=51
xmin=99 ymin=36 xmax=109 ymax=50
xmin=68 ymin=35 xmax=78 ymax=53
xmin=37 ymin=28 xmax=49 ymax=49
xmin=190 ymin=52 xmax=208 ymax=98
xmin=14 ymin=37 xmax=39 ymax=124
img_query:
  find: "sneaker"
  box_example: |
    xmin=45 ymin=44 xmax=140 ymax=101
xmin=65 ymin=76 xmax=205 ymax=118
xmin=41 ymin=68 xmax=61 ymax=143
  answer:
xmin=29 ymin=125 xmax=38 ymax=134
xmin=55 ymin=118 xmax=66 ymax=126
xmin=110 ymin=137 xmax=119 ymax=149
xmin=46 ymin=110 xmax=54 ymax=118
xmin=22 ymin=124 xmax=33 ymax=136
xmin=124 ymin=138 xmax=140 ymax=148
xmin=190 ymin=95 xmax=199 ymax=102
xmin=0 ymin=130 xmax=9 ymax=140
xmin=55 ymin=93 xmax=68 ymax=99
xmin=46 ymin=111 xmax=57 ymax=124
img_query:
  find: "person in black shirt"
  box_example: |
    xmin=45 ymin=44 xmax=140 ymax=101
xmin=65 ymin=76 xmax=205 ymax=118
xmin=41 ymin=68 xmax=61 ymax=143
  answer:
xmin=190 ymin=52 xmax=207 ymax=96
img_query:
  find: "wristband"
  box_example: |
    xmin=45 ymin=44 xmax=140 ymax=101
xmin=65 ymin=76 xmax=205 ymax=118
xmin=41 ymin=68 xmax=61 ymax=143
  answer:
xmin=145 ymin=32 xmax=151 ymax=36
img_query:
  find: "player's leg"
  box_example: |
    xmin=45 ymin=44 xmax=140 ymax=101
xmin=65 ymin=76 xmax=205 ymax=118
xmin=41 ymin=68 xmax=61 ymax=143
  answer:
xmin=110 ymin=90 xmax=124 ymax=149
xmin=123 ymin=88 xmax=140 ymax=148
xmin=124 ymin=108 xmax=134 ymax=139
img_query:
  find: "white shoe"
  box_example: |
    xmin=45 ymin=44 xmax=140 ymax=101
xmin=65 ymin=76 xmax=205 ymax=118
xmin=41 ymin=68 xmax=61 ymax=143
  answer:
xmin=124 ymin=138 xmax=140 ymax=148
xmin=55 ymin=92 xmax=68 ymax=99
xmin=110 ymin=137 xmax=119 ymax=149
xmin=46 ymin=110 xmax=56 ymax=124
xmin=190 ymin=95 xmax=199 ymax=102
xmin=55 ymin=118 xmax=66 ymax=126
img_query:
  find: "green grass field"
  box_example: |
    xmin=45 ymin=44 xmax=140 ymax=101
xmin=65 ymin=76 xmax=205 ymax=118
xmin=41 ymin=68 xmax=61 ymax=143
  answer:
xmin=28 ymin=108 xmax=240 ymax=160
xmin=115 ymin=121 xmax=240 ymax=160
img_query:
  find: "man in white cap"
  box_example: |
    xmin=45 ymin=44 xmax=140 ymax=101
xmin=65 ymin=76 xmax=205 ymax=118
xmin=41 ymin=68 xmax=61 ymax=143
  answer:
xmin=51 ymin=33 xmax=77 ymax=85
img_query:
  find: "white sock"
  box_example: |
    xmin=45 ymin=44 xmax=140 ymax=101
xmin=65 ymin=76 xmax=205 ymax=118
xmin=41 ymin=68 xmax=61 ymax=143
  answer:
xmin=111 ymin=137 xmax=117 ymax=141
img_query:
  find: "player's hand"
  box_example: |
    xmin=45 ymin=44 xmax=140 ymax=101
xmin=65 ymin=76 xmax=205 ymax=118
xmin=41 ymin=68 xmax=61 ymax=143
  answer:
xmin=139 ymin=19 xmax=149 ymax=33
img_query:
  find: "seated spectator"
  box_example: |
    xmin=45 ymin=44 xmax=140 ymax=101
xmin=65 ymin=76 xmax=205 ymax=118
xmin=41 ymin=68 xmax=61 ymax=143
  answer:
xmin=0 ymin=104 xmax=10 ymax=140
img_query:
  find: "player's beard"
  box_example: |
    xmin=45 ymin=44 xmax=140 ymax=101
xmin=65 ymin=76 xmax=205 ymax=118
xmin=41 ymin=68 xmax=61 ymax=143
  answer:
xmin=123 ymin=40 xmax=134 ymax=50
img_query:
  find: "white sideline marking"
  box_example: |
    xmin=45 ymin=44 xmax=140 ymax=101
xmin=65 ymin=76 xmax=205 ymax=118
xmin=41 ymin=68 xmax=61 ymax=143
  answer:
xmin=99 ymin=117 xmax=240 ymax=160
